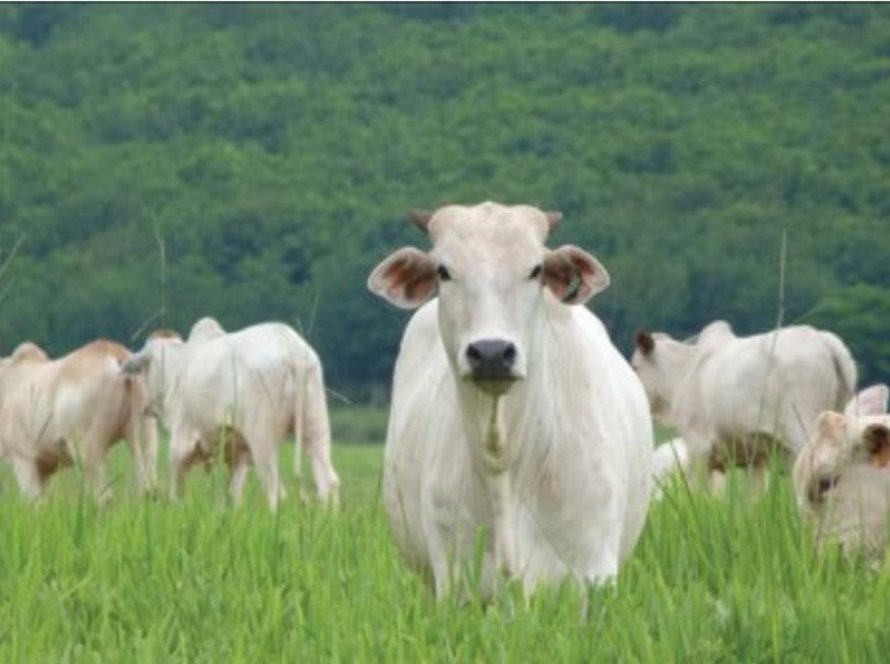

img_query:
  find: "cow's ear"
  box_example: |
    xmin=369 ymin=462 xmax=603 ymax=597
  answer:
xmin=635 ymin=330 xmax=655 ymax=356
xmin=864 ymin=424 xmax=890 ymax=468
xmin=368 ymin=247 xmax=438 ymax=309
xmin=120 ymin=352 xmax=149 ymax=375
xmin=543 ymin=245 xmax=609 ymax=305
xmin=844 ymin=384 xmax=890 ymax=418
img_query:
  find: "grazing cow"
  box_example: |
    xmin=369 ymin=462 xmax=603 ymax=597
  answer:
xmin=793 ymin=385 xmax=890 ymax=558
xmin=122 ymin=319 xmax=340 ymax=510
xmin=368 ymin=202 xmax=653 ymax=597
xmin=631 ymin=322 xmax=856 ymax=489
xmin=0 ymin=339 xmax=157 ymax=502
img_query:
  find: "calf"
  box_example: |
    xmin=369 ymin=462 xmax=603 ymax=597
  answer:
xmin=632 ymin=322 xmax=856 ymax=488
xmin=793 ymin=385 xmax=890 ymax=558
xmin=0 ymin=339 xmax=156 ymax=501
xmin=123 ymin=319 xmax=340 ymax=510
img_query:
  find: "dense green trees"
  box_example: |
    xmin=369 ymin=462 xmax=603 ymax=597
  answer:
xmin=0 ymin=4 xmax=888 ymax=395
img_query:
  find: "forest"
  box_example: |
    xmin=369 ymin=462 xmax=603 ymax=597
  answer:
xmin=0 ymin=3 xmax=888 ymax=398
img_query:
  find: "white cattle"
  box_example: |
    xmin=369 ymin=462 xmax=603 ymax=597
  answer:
xmin=0 ymin=339 xmax=157 ymax=502
xmin=631 ymin=322 xmax=856 ymax=487
xmin=368 ymin=202 xmax=653 ymax=597
xmin=793 ymin=385 xmax=890 ymax=558
xmin=122 ymin=319 xmax=340 ymax=511
xmin=651 ymin=437 xmax=691 ymax=499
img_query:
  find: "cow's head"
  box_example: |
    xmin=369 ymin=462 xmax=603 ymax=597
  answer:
xmin=793 ymin=384 xmax=890 ymax=512
xmin=368 ymin=202 xmax=609 ymax=395
xmin=630 ymin=329 xmax=680 ymax=419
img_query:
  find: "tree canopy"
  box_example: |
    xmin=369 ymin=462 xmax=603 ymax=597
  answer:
xmin=0 ymin=4 xmax=888 ymax=396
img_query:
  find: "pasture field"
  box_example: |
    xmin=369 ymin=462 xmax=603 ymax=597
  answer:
xmin=1 ymin=408 xmax=889 ymax=662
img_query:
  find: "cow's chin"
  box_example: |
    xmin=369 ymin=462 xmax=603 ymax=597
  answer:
xmin=465 ymin=376 xmax=520 ymax=396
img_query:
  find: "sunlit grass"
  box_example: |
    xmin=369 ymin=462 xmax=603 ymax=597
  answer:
xmin=0 ymin=416 xmax=888 ymax=661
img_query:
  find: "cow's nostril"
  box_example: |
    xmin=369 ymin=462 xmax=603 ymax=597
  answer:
xmin=502 ymin=343 xmax=517 ymax=366
xmin=465 ymin=340 xmax=517 ymax=380
xmin=466 ymin=344 xmax=483 ymax=369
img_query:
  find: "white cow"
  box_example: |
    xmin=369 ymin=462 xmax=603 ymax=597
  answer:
xmin=368 ymin=202 xmax=653 ymax=597
xmin=122 ymin=319 xmax=340 ymax=511
xmin=631 ymin=322 xmax=856 ymax=488
xmin=793 ymin=385 xmax=890 ymax=558
xmin=0 ymin=339 xmax=157 ymax=502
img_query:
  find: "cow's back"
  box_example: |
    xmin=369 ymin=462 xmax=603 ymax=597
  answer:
xmin=179 ymin=323 xmax=309 ymax=437
xmin=0 ymin=340 xmax=132 ymax=455
xmin=679 ymin=325 xmax=852 ymax=452
xmin=52 ymin=340 xmax=133 ymax=440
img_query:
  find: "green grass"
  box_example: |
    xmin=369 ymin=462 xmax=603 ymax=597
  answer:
xmin=1 ymin=416 xmax=889 ymax=661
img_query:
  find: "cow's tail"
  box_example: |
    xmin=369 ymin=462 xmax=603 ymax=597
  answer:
xmin=294 ymin=352 xmax=340 ymax=508
xmin=823 ymin=332 xmax=857 ymax=411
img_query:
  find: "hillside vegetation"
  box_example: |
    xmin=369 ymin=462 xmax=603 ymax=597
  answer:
xmin=1 ymin=4 xmax=889 ymax=394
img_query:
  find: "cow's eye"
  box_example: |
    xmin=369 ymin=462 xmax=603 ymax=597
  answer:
xmin=529 ymin=264 xmax=543 ymax=280
xmin=437 ymin=265 xmax=452 ymax=281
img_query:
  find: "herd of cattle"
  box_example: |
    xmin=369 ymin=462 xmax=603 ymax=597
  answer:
xmin=1 ymin=201 xmax=887 ymax=597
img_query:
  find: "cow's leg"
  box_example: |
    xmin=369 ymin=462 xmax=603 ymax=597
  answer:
xmin=138 ymin=416 xmax=160 ymax=496
xmin=422 ymin=508 xmax=455 ymax=600
xmin=251 ymin=436 xmax=282 ymax=512
xmin=224 ymin=432 xmax=251 ymax=507
xmin=12 ymin=458 xmax=45 ymax=501
xmin=169 ymin=430 xmax=203 ymax=502
xmin=484 ymin=471 xmax=516 ymax=578
xmin=306 ymin=442 xmax=340 ymax=509
xmin=127 ymin=431 xmax=146 ymax=495
xmin=229 ymin=457 xmax=250 ymax=506
xmin=83 ymin=446 xmax=112 ymax=506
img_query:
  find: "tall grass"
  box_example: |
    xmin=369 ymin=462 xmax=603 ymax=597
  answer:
xmin=0 ymin=430 xmax=888 ymax=661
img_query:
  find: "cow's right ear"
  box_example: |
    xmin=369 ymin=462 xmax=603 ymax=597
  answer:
xmin=368 ymin=247 xmax=438 ymax=309
xmin=120 ymin=352 xmax=149 ymax=375
xmin=634 ymin=330 xmax=655 ymax=356
xmin=844 ymin=384 xmax=890 ymax=418
xmin=864 ymin=423 xmax=890 ymax=468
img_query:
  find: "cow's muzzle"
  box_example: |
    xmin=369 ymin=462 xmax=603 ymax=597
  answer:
xmin=465 ymin=339 xmax=518 ymax=389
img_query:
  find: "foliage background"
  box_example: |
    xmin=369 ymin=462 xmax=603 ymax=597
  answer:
xmin=0 ymin=4 xmax=888 ymax=396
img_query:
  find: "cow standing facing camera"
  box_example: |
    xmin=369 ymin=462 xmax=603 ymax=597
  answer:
xmin=368 ymin=202 xmax=653 ymax=598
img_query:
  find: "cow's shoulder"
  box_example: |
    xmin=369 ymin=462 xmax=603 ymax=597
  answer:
xmin=697 ymin=320 xmax=735 ymax=346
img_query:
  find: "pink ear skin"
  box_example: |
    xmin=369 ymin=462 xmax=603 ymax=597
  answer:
xmin=367 ymin=248 xmax=438 ymax=310
xmin=845 ymin=384 xmax=890 ymax=418
xmin=543 ymin=245 xmax=609 ymax=305
xmin=635 ymin=330 xmax=655 ymax=355
xmin=864 ymin=424 xmax=890 ymax=468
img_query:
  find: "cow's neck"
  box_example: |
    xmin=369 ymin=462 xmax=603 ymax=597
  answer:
xmin=455 ymin=388 xmax=517 ymax=575
xmin=658 ymin=340 xmax=698 ymax=425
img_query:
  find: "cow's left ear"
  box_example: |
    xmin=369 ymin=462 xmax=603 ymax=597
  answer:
xmin=367 ymin=247 xmax=438 ymax=310
xmin=864 ymin=423 xmax=890 ymax=468
xmin=543 ymin=245 xmax=609 ymax=304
